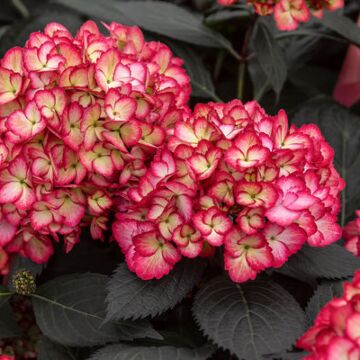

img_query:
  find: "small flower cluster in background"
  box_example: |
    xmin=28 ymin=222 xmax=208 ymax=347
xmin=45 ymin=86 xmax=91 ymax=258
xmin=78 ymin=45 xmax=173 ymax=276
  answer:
xmin=217 ymin=0 xmax=344 ymax=31
xmin=0 ymin=296 xmax=38 ymax=360
xmin=113 ymin=100 xmax=344 ymax=282
xmin=297 ymin=271 xmax=360 ymax=359
xmin=344 ymin=210 xmax=360 ymax=257
xmin=0 ymin=21 xmax=190 ymax=275
xmin=0 ymin=355 xmax=14 ymax=360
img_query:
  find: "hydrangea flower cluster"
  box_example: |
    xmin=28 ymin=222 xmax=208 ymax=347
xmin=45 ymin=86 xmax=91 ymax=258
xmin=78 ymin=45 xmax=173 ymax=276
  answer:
xmin=0 ymin=21 xmax=191 ymax=275
xmin=297 ymin=271 xmax=360 ymax=359
xmin=0 ymin=355 xmax=14 ymax=360
xmin=217 ymin=0 xmax=343 ymax=31
xmin=343 ymin=210 xmax=360 ymax=257
xmin=113 ymin=100 xmax=343 ymax=282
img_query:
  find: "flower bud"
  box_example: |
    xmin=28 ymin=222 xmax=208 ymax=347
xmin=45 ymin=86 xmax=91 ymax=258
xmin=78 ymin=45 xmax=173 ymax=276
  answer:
xmin=12 ymin=270 xmax=36 ymax=296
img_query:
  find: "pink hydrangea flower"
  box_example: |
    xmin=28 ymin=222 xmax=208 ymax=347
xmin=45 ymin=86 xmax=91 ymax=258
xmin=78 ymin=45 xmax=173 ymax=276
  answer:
xmin=0 ymin=21 xmax=191 ymax=274
xmin=113 ymin=100 xmax=343 ymax=282
xmin=0 ymin=355 xmax=15 ymax=360
xmin=344 ymin=210 xmax=360 ymax=257
xmin=217 ymin=0 xmax=343 ymax=31
xmin=297 ymin=270 xmax=360 ymax=359
xmin=217 ymin=0 xmax=237 ymax=5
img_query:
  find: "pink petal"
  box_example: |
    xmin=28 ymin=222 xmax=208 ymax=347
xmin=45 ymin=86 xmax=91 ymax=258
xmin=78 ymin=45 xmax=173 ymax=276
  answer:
xmin=0 ymin=220 xmax=17 ymax=246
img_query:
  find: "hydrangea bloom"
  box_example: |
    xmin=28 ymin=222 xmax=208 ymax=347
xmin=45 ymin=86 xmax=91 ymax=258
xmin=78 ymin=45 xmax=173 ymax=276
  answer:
xmin=112 ymin=100 xmax=343 ymax=282
xmin=297 ymin=270 xmax=360 ymax=359
xmin=0 ymin=21 xmax=191 ymax=274
xmin=0 ymin=355 xmax=14 ymax=360
xmin=343 ymin=210 xmax=360 ymax=257
xmin=217 ymin=0 xmax=343 ymax=31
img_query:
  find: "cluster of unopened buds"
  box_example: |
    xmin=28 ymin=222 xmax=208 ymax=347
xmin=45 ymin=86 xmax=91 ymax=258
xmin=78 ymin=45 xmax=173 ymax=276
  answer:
xmin=343 ymin=210 xmax=360 ymax=257
xmin=297 ymin=271 xmax=360 ymax=359
xmin=217 ymin=0 xmax=343 ymax=31
xmin=113 ymin=100 xmax=344 ymax=282
xmin=0 ymin=21 xmax=191 ymax=274
xmin=0 ymin=296 xmax=39 ymax=360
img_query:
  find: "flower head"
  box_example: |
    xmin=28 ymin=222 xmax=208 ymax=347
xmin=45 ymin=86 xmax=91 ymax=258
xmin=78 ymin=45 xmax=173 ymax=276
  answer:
xmin=217 ymin=0 xmax=343 ymax=31
xmin=0 ymin=20 xmax=190 ymax=273
xmin=297 ymin=270 xmax=360 ymax=359
xmin=114 ymin=99 xmax=342 ymax=282
xmin=344 ymin=210 xmax=360 ymax=257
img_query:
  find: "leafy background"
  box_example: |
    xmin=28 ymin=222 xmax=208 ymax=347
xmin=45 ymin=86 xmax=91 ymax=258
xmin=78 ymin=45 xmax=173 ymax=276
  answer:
xmin=0 ymin=0 xmax=360 ymax=359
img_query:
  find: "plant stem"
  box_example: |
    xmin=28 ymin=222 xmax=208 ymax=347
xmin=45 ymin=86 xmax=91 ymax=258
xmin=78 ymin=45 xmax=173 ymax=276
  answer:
xmin=340 ymin=128 xmax=347 ymax=227
xmin=227 ymin=45 xmax=242 ymax=62
xmin=12 ymin=0 xmax=30 ymax=18
xmin=214 ymin=50 xmax=225 ymax=82
xmin=237 ymin=61 xmax=246 ymax=100
xmin=236 ymin=19 xmax=253 ymax=100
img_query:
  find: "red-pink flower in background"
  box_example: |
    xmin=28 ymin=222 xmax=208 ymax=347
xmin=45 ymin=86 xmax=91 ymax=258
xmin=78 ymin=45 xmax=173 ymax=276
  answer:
xmin=344 ymin=210 xmax=360 ymax=257
xmin=217 ymin=0 xmax=343 ymax=31
xmin=297 ymin=270 xmax=360 ymax=359
xmin=333 ymin=15 xmax=360 ymax=107
xmin=0 ymin=355 xmax=14 ymax=360
xmin=218 ymin=0 xmax=236 ymax=5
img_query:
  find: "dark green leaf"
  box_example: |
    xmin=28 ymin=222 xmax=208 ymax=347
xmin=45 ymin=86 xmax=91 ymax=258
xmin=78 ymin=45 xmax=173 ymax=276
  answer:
xmin=53 ymin=0 xmax=236 ymax=53
xmin=37 ymin=337 xmax=76 ymax=360
xmin=263 ymin=352 xmax=308 ymax=360
xmin=277 ymin=33 xmax=320 ymax=74
xmin=0 ymin=285 xmax=12 ymax=307
xmin=319 ymin=11 xmax=360 ymax=47
xmin=32 ymin=273 xmax=161 ymax=347
xmin=276 ymin=244 xmax=360 ymax=281
xmin=37 ymin=336 xmax=93 ymax=360
xmin=193 ymin=276 xmax=305 ymax=359
xmin=305 ymin=280 xmax=346 ymax=327
xmin=89 ymin=343 xmax=214 ymax=360
xmin=248 ymin=57 xmax=271 ymax=101
xmin=168 ymin=42 xmax=220 ymax=100
xmin=50 ymin=0 xmax=132 ymax=24
xmin=0 ymin=5 xmax=83 ymax=56
xmin=250 ymin=20 xmax=287 ymax=98
xmin=106 ymin=258 xmax=206 ymax=321
xmin=292 ymin=98 xmax=360 ymax=222
xmin=0 ymin=302 xmax=21 ymax=339
xmin=205 ymin=9 xmax=250 ymax=24
xmin=116 ymin=320 xmax=163 ymax=341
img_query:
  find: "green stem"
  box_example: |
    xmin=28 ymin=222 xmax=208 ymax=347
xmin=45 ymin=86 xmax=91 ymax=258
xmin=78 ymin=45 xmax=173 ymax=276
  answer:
xmin=236 ymin=16 xmax=255 ymax=100
xmin=11 ymin=0 xmax=30 ymax=18
xmin=0 ymin=292 xmax=13 ymax=297
xmin=237 ymin=61 xmax=246 ymax=100
xmin=340 ymin=129 xmax=347 ymax=227
xmin=227 ymin=45 xmax=242 ymax=62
